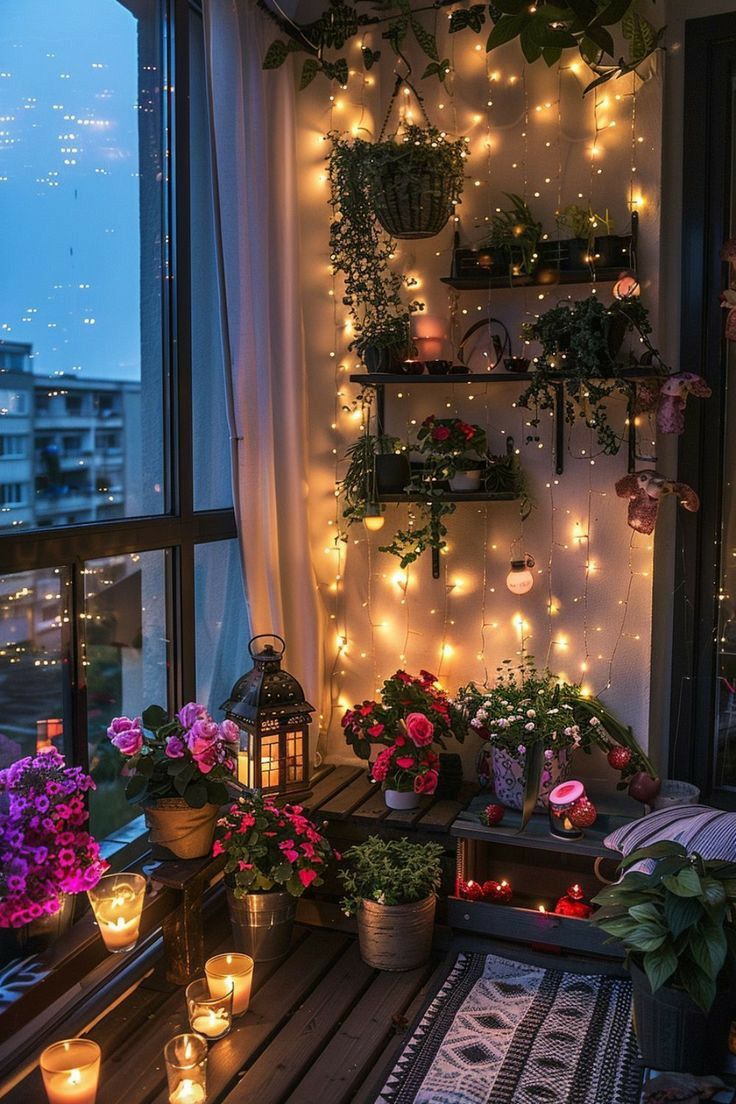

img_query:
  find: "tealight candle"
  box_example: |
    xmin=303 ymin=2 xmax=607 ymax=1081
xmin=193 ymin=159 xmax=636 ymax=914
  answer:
xmin=186 ymin=977 xmax=233 ymax=1040
xmin=40 ymin=1039 xmax=101 ymax=1104
xmin=164 ymin=1034 xmax=207 ymax=1104
xmin=205 ymin=953 xmax=254 ymax=1017
xmin=87 ymin=873 xmax=146 ymax=953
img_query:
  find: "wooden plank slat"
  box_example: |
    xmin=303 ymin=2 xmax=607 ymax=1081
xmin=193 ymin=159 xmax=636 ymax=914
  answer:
xmin=319 ymin=771 xmax=375 ymax=820
xmin=414 ymin=783 xmax=481 ymax=833
xmin=220 ymin=942 xmax=375 ymax=1104
xmin=383 ymin=795 xmax=435 ymax=828
xmin=283 ymin=960 xmax=435 ymax=1104
xmin=303 ymin=765 xmax=364 ymax=815
xmin=350 ymin=788 xmax=391 ymax=823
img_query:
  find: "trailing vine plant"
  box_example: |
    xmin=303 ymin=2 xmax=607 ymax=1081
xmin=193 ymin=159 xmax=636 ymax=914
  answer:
xmin=258 ymin=0 xmax=664 ymax=96
xmin=516 ymin=295 xmax=667 ymax=455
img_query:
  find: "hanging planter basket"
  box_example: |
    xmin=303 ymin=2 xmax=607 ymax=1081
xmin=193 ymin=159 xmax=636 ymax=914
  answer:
xmin=372 ymin=168 xmax=456 ymax=240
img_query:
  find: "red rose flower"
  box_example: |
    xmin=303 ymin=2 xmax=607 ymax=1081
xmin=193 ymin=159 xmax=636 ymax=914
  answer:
xmin=431 ymin=426 xmax=451 ymax=441
xmin=414 ymin=769 xmax=438 ymax=795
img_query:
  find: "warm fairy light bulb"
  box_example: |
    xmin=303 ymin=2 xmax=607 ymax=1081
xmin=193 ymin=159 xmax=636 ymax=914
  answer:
xmin=506 ymin=555 xmax=535 ymax=595
xmin=363 ymin=507 xmax=385 ymax=532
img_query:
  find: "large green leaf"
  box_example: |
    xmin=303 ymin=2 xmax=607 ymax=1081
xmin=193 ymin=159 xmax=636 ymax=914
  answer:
xmin=300 ymin=58 xmax=320 ymax=90
xmin=519 ymin=22 xmax=543 ymax=62
xmin=642 ymin=943 xmax=678 ymax=994
xmin=700 ymin=877 xmax=728 ymax=910
xmin=591 ymin=0 xmax=635 ymax=27
xmin=184 ymin=782 xmax=208 ymax=809
xmin=487 ymin=12 xmax=529 ymax=52
xmin=678 ymin=959 xmax=717 ymax=1012
xmin=625 ymin=921 xmax=667 ymax=953
xmin=411 ymin=16 xmax=439 ymax=61
xmin=125 ymin=773 xmax=148 ymax=803
xmin=663 ymin=868 xmax=703 ymax=898
xmin=262 ymin=40 xmax=290 ymax=70
xmin=629 ymin=902 xmax=661 ymax=924
xmin=622 ymin=6 xmax=657 ymax=62
xmin=584 ymin=22 xmax=615 ymax=57
xmin=664 ymin=893 xmax=703 ymax=939
xmin=519 ymin=741 xmax=544 ymax=831
xmin=142 ymin=703 xmax=168 ymax=731
xmin=620 ymin=841 xmax=687 ymax=870
xmin=691 ymin=918 xmax=728 ymax=979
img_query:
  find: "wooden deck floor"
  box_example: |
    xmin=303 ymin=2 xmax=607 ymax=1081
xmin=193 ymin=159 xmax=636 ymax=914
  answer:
xmin=4 ymin=912 xmax=439 ymax=1104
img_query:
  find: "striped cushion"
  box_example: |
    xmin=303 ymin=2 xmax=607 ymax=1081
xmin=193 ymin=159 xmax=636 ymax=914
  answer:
xmin=604 ymin=805 xmax=736 ymax=861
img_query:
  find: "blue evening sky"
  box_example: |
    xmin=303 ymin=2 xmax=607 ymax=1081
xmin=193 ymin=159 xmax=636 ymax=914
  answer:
xmin=0 ymin=0 xmax=145 ymax=382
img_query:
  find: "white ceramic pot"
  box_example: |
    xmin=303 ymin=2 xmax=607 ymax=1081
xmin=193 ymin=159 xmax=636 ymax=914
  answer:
xmin=449 ymin=470 xmax=482 ymax=492
xmin=383 ymin=788 xmax=421 ymax=810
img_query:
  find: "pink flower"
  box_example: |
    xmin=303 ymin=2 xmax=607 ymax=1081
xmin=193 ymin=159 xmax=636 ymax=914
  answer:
xmin=431 ymin=425 xmax=451 ymax=441
xmin=414 ymin=769 xmax=438 ymax=795
xmin=395 ymin=756 xmax=416 ymax=770
xmin=368 ymin=723 xmax=385 ymax=739
xmin=107 ymin=717 xmax=144 ymax=756
xmin=220 ymin=719 xmax=239 ymax=743
xmin=212 ymin=839 xmax=224 ymax=857
xmin=193 ymin=745 xmax=219 ymax=774
xmin=298 ymin=868 xmax=318 ymax=888
xmin=405 ymin=713 xmax=434 ymax=747
xmin=187 ymin=719 xmax=220 ymax=757
xmin=177 ymin=702 xmax=208 ymax=730
xmin=165 ymin=735 xmax=186 ymax=759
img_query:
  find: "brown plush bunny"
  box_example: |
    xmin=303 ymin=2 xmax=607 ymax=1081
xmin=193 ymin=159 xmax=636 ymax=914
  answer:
xmin=615 ymin=470 xmax=700 ymax=534
xmin=656 ymin=372 xmax=712 ymax=434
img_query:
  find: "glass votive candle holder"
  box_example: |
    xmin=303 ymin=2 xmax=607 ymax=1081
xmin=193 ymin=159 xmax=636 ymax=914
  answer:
xmin=205 ymin=953 xmax=254 ymax=1017
xmin=548 ymin=779 xmax=586 ymax=839
xmin=87 ymin=873 xmax=147 ymax=953
xmin=186 ymin=977 xmax=233 ymax=1040
xmin=40 ymin=1038 xmax=101 ymax=1104
xmin=164 ymin=1034 xmax=207 ymax=1103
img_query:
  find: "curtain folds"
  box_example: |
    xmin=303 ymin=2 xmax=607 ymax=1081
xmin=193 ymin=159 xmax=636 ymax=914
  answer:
xmin=203 ymin=0 xmax=325 ymax=753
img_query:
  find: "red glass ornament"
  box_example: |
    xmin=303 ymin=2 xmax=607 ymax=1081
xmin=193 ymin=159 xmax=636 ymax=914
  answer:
xmin=481 ymin=803 xmax=505 ymax=827
xmin=481 ymin=880 xmax=500 ymax=900
xmin=461 ymin=880 xmax=484 ymax=901
xmin=554 ymin=895 xmax=592 ymax=919
xmin=494 ymin=880 xmax=513 ymax=904
xmin=568 ymin=797 xmax=598 ymax=829
xmin=607 ymin=746 xmax=632 ymax=771
xmin=566 ymin=883 xmax=585 ymax=901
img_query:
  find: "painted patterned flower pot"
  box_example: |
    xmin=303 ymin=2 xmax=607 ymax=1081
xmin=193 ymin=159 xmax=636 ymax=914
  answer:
xmin=488 ymin=746 xmax=571 ymax=811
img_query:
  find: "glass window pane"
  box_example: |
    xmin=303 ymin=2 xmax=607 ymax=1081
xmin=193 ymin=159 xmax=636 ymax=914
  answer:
xmin=85 ymin=549 xmax=168 ymax=838
xmin=194 ymin=540 xmax=249 ymax=715
xmin=0 ymin=0 xmax=166 ymax=533
xmin=190 ymin=10 xmax=233 ymax=512
xmin=0 ymin=569 xmax=65 ymax=767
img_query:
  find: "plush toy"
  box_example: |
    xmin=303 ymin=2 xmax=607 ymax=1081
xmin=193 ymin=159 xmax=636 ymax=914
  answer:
xmin=656 ymin=372 xmax=712 ymax=434
xmin=615 ymin=470 xmax=700 ymax=534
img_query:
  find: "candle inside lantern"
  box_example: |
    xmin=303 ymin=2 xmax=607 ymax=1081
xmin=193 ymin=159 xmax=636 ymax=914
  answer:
xmin=40 ymin=1039 xmax=101 ymax=1104
xmin=237 ymin=750 xmax=250 ymax=785
xmin=164 ymin=1034 xmax=207 ymax=1104
xmin=186 ymin=977 xmax=233 ymax=1039
xmin=205 ymin=952 xmax=254 ymax=1016
xmin=87 ymin=873 xmax=146 ymax=953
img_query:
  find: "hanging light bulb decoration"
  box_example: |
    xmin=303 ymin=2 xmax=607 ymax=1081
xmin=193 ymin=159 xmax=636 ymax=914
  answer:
xmin=506 ymin=554 xmax=535 ymax=595
xmin=363 ymin=502 xmax=385 ymax=531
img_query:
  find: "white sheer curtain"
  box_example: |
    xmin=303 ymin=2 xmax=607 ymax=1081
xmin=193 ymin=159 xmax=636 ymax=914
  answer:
xmin=203 ymin=0 xmax=325 ymax=751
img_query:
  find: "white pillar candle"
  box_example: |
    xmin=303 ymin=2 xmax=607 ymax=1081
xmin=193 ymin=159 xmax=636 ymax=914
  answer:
xmin=205 ymin=953 xmax=254 ymax=1016
xmin=40 ymin=1039 xmax=101 ymax=1104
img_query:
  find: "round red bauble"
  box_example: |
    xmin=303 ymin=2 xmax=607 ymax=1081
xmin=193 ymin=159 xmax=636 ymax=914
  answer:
xmin=481 ymin=803 xmax=505 ymax=827
xmin=607 ymin=746 xmax=632 ymax=771
xmin=481 ymin=880 xmax=499 ymax=900
xmin=494 ymin=881 xmax=513 ymax=904
xmin=554 ymin=895 xmax=593 ymax=919
xmin=628 ymin=771 xmax=662 ymax=804
xmin=566 ymin=883 xmax=585 ymax=901
xmin=568 ymin=797 xmax=598 ymax=829
xmin=461 ymin=880 xmax=484 ymax=901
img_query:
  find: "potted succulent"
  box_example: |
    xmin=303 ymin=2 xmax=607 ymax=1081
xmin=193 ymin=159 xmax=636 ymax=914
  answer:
xmin=214 ymin=792 xmax=334 ymax=961
xmin=106 ymin=703 xmax=237 ymax=859
xmin=340 ymin=837 xmax=443 ymax=970
xmin=592 ymin=841 xmax=736 ymax=1073
xmin=517 ymin=295 xmax=666 ymax=455
xmin=455 ymin=660 xmax=654 ymax=828
xmin=0 ymin=749 xmax=108 ymax=962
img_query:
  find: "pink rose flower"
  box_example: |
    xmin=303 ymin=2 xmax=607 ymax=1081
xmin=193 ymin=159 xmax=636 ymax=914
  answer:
xmin=187 ymin=719 xmax=220 ymax=757
xmin=107 ymin=716 xmax=144 ymax=756
xmin=177 ymin=702 xmax=208 ymax=730
xmin=165 ymin=735 xmax=186 ymax=759
xmin=220 ymin=719 xmax=239 ymax=743
xmin=405 ymin=712 xmax=434 ymax=747
xmin=193 ymin=745 xmax=219 ymax=774
xmin=414 ymin=769 xmax=438 ymax=795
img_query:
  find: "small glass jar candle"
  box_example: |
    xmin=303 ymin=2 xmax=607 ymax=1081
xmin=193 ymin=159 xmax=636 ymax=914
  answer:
xmin=164 ymin=1034 xmax=207 ymax=1103
xmin=40 ymin=1039 xmax=101 ymax=1104
xmin=205 ymin=953 xmax=253 ymax=1017
xmin=87 ymin=873 xmax=146 ymax=953
xmin=548 ymin=779 xmax=586 ymax=839
xmin=186 ymin=977 xmax=233 ymax=1039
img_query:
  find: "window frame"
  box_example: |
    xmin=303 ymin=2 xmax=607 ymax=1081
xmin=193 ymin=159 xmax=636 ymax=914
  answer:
xmin=0 ymin=0 xmax=237 ymax=791
xmin=669 ymin=11 xmax=736 ymax=807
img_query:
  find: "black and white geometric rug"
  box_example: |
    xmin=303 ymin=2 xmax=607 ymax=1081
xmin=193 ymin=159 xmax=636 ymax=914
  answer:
xmin=375 ymin=951 xmax=643 ymax=1104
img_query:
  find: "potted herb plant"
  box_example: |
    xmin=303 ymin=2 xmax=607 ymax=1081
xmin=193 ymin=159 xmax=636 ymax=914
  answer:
xmin=340 ymin=837 xmax=443 ymax=970
xmin=517 ymin=295 xmax=666 ymax=455
xmin=479 ymin=194 xmax=542 ymax=280
xmin=214 ymin=792 xmax=334 ymax=961
xmin=0 ymin=750 xmax=108 ymax=962
xmin=455 ymin=660 xmax=654 ymax=828
xmin=592 ymin=841 xmax=736 ymax=1073
xmin=106 ymin=704 xmax=237 ymax=859
xmin=549 ymin=204 xmax=613 ymax=270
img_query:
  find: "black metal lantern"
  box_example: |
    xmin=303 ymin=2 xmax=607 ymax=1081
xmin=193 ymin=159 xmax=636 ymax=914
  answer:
xmin=221 ymin=634 xmax=315 ymax=800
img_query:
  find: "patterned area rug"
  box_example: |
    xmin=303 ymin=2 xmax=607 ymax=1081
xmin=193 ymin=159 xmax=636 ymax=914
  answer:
xmin=376 ymin=951 xmax=643 ymax=1104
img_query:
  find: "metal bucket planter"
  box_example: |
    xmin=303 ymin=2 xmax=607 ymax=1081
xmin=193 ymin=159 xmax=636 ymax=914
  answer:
xmin=0 ymin=893 xmax=75 ymax=965
xmin=226 ymin=888 xmax=296 ymax=962
xmin=143 ymin=799 xmax=220 ymax=860
xmin=357 ymin=895 xmax=435 ymax=971
xmin=630 ymin=962 xmax=732 ymax=1074
xmin=491 ymin=746 xmax=571 ymax=811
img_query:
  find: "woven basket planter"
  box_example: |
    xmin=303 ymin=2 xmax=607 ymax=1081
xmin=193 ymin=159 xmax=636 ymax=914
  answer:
xmin=372 ymin=169 xmax=454 ymax=240
xmin=357 ymin=894 xmax=436 ymax=971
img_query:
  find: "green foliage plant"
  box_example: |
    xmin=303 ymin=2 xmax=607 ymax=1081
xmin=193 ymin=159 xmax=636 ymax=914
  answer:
xmin=517 ymin=294 xmax=666 ymax=454
xmin=556 ymin=203 xmax=613 ymax=248
xmin=340 ymin=836 xmax=444 ymax=913
xmin=592 ymin=841 xmax=736 ymax=1012
xmin=338 ymin=432 xmax=405 ymax=526
xmin=480 ymin=193 xmax=542 ymax=277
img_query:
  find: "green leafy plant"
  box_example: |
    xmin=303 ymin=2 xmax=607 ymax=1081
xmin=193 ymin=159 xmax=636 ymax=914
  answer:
xmin=338 ymin=432 xmax=405 ymax=525
xmin=340 ymin=836 xmax=444 ymax=913
xmin=556 ymin=203 xmax=613 ymax=246
xmin=257 ymin=0 xmax=664 ymax=95
xmin=480 ymin=193 xmax=542 ymax=277
xmin=592 ymin=842 xmax=736 ymax=1012
xmin=517 ymin=295 xmax=666 ymax=454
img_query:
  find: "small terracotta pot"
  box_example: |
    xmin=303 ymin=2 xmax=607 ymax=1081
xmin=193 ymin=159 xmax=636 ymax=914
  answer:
xmin=357 ymin=895 xmax=436 ymax=971
xmin=144 ymin=799 xmax=220 ymax=859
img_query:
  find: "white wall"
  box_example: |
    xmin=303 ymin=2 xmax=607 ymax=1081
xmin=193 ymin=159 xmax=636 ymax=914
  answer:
xmin=294 ymin=22 xmax=665 ymax=774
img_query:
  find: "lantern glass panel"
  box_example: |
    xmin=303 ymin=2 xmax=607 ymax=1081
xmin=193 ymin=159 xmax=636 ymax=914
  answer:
xmin=286 ymin=730 xmax=305 ymax=783
xmin=261 ymin=732 xmax=280 ymax=789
